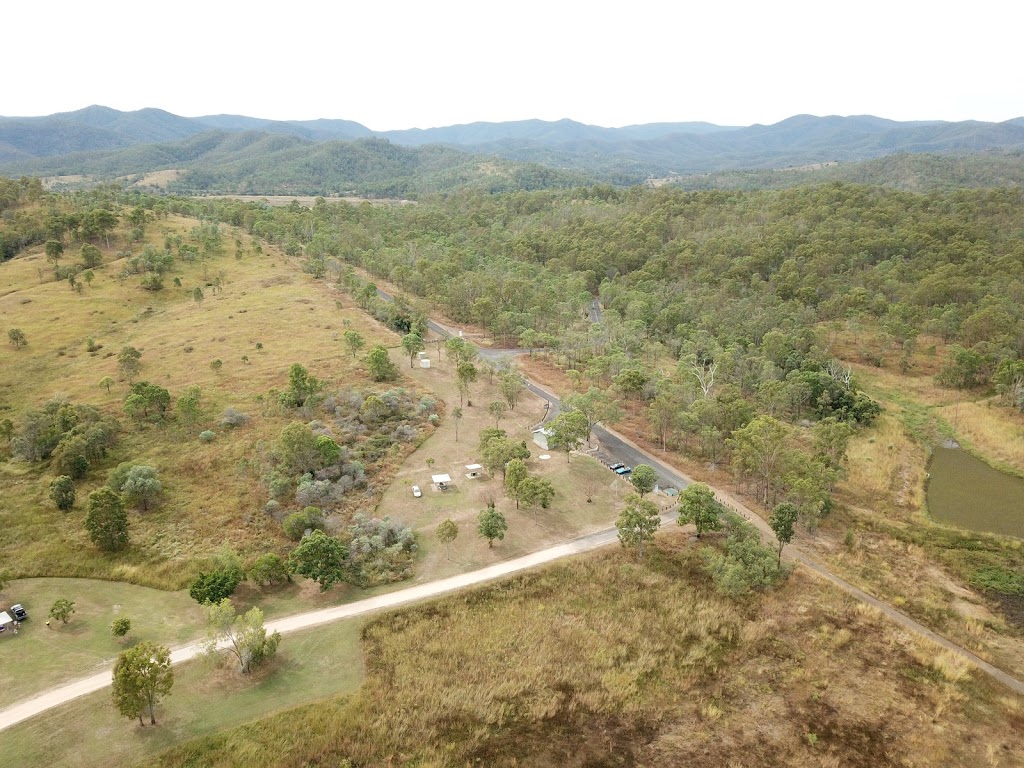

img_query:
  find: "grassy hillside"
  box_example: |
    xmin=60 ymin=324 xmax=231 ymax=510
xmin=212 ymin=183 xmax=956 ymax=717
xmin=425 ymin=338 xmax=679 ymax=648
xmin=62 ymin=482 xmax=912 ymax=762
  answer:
xmin=147 ymin=538 xmax=1024 ymax=767
xmin=0 ymin=205 xmax=421 ymax=588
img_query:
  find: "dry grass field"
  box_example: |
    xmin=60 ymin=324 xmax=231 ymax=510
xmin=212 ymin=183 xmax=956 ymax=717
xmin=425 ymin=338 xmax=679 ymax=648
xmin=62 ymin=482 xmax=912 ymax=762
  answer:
xmin=0 ymin=213 xmax=405 ymax=587
xmin=147 ymin=537 xmax=1024 ymax=767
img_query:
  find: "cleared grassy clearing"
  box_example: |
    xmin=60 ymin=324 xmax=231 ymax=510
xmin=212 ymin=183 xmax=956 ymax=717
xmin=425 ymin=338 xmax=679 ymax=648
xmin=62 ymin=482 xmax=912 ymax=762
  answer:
xmin=373 ymin=347 xmax=639 ymax=580
xmin=0 ymin=617 xmax=364 ymax=768
xmin=0 ymin=213 xmax=406 ymax=588
xmin=0 ymin=578 xmax=204 ymax=703
xmin=151 ymin=535 xmax=1024 ymax=767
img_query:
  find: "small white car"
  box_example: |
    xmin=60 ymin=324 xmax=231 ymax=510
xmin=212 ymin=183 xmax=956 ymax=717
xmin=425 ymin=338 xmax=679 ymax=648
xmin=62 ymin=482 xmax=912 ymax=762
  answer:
xmin=412 ymin=485 xmax=422 ymax=498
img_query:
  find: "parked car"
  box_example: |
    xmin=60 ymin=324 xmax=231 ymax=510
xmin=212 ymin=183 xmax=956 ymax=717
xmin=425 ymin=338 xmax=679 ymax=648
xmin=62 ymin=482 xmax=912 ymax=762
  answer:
xmin=412 ymin=485 xmax=422 ymax=498
xmin=614 ymin=466 xmax=632 ymax=475
xmin=10 ymin=604 xmax=27 ymax=621
xmin=609 ymin=462 xmax=625 ymax=471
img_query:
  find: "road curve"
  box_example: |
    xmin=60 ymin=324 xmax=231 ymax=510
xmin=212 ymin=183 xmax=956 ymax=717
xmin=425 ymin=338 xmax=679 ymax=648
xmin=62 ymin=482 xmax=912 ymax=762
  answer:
xmin=0 ymin=524 xmax=632 ymax=733
xmin=9 ymin=285 xmax=1016 ymax=734
xmin=367 ymin=289 xmax=1024 ymax=698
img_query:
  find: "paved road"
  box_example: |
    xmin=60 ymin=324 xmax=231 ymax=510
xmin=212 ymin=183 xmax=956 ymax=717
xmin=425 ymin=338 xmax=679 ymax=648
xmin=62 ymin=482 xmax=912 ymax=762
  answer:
xmin=4 ymin=284 xmax=1024 ymax=733
xmin=368 ymin=287 xmax=1024 ymax=698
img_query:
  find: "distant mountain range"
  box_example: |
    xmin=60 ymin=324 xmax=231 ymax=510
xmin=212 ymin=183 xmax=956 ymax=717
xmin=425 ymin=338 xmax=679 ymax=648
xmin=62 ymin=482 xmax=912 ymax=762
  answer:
xmin=2 ymin=105 xmax=1024 ymax=194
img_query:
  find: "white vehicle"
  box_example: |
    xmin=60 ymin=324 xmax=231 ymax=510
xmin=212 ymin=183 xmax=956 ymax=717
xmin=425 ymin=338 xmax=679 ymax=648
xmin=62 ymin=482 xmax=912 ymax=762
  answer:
xmin=412 ymin=485 xmax=422 ymax=498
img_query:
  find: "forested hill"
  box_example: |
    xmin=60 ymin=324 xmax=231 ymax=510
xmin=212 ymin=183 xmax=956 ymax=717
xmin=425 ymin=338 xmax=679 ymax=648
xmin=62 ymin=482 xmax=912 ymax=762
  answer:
xmin=4 ymin=106 xmax=1024 ymax=189
xmin=0 ymin=132 xmax=593 ymax=197
xmin=667 ymin=151 xmax=1024 ymax=193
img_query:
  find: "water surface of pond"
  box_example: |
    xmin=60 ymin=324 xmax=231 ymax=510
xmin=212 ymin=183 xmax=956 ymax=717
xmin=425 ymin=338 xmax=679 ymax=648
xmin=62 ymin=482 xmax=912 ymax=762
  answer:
xmin=926 ymin=447 xmax=1024 ymax=539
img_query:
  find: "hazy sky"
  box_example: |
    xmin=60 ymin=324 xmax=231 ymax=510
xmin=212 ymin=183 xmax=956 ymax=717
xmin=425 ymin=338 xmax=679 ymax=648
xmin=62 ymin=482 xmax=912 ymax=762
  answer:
xmin=7 ymin=1 xmax=1022 ymax=129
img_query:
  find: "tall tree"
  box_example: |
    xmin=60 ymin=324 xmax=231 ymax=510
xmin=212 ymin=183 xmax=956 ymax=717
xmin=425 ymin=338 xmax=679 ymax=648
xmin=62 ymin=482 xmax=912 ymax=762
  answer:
xmin=111 ymin=641 xmax=173 ymax=726
xmin=504 ymin=458 xmax=528 ymax=507
xmin=677 ymin=482 xmax=721 ymax=538
xmin=401 ymin=331 xmax=425 ymax=368
xmin=519 ymin=476 xmax=556 ymax=513
xmin=616 ymin=494 xmax=660 ymax=560
xmin=343 ymin=329 xmax=365 ymax=359
xmin=769 ymin=502 xmax=799 ymax=565
xmin=451 ymin=406 xmax=463 ymax=442
xmin=456 ymin=362 xmax=478 ymax=406
xmin=437 ymin=519 xmax=459 ymax=559
xmin=85 ymin=487 xmax=129 ymax=552
xmin=629 ymin=465 xmax=658 ymax=497
xmin=547 ymin=410 xmax=589 ymax=463
xmin=563 ymin=388 xmax=621 ymax=447
xmin=477 ymin=503 xmax=508 ymax=548
xmin=288 ymin=531 xmax=349 ymax=591
xmin=488 ymin=401 xmax=508 ymax=428
xmin=45 ymin=239 xmax=64 ymax=264
xmin=49 ymin=475 xmax=76 ymax=512
xmin=499 ymin=370 xmax=525 ymax=410
xmin=728 ymin=416 xmax=792 ymax=506
xmin=117 ymin=346 xmax=142 ymax=382
xmin=203 ymin=600 xmax=281 ymax=674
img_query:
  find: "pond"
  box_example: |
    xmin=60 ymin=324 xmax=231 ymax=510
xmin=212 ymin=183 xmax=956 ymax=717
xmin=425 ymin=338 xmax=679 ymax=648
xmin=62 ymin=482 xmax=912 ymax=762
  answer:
xmin=926 ymin=447 xmax=1024 ymax=539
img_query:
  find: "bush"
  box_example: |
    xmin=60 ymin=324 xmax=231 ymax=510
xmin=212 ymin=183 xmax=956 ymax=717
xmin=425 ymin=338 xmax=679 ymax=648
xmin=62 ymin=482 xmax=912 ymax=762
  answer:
xmin=111 ymin=617 xmax=132 ymax=637
xmin=249 ymin=553 xmax=291 ymax=586
xmin=702 ymin=515 xmax=784 ymax=598
xmin=189 ymin=569 xmax=242 ymax=605
xmin=345 ymin=513 xmax=417 ymax=587
xmin=120 ymin=465 xmax=162 ymax=511
xmin=49 ymin=475 xmax=76 ymax=511
xmin=283 ymin=506 xmax=326 ymax=541
xmin=199 ymin=430 xmax=216 ymax=443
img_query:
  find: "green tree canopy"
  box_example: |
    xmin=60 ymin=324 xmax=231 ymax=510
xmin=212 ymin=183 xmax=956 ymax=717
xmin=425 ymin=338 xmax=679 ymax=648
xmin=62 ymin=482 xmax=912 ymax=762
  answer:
xmin=629 ymin=464 xmax=658 ymax=497
xmin=437 ymin=518 xmax=459 ymax=559
xmin=85 ymin=487 xmax=129 ymax=552
xmin=289 ymin=530 xmax=349 ymax=591
xmin=477 ymin=503 xmax=508 ymax=548
xmin=616 ymin=494 xmax=660 ymax=560
xmin=49 ymin=475 xmax=76 ymax=511
xmin=366 ymin=345 xmax=398 ymax=382
xmin=677 ymin=482 xmax=721 ymax=538
xmin=111 ymin=641 xmax=173 ymax=726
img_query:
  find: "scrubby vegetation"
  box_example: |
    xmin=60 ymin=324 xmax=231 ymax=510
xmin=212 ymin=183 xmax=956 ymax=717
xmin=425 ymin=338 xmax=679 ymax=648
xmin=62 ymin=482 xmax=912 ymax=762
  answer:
xmin=153 ymin=539 xmax=1024 ymax=767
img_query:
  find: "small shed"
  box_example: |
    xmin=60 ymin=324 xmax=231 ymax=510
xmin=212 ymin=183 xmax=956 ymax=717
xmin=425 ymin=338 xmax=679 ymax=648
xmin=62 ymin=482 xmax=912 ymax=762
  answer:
xmin=532 ymin=427 xmax=554 ymax=451
xmin=465 ymin=463 xmax=483 ymax=479
xmin=0 ymin=611 xmax=14 ymax=635
xmin=431 ymin=473 xmax=453 ymax=490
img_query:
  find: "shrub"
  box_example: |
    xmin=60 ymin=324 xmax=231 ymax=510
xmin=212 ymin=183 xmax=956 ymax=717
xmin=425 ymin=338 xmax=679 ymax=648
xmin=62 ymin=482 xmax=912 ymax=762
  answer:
xmin=249 ymin=553 xmax=291 ymax=586
xmin=345 ymin=513 xmax=417 ymax=587
xmin=199 ymin=430 xmax=216 ymax=443
xmin=189 ymin=569 xmax=242 ymax=605
xmin=283 ymin=506 xmax=326 ymax=541
xmin=111 ymin=617 xmax=132 ymax=637
xmin=49 ymin=475 xmax=76 ymax=512
xmin=702 ymin=514 xmax=784 ymax=598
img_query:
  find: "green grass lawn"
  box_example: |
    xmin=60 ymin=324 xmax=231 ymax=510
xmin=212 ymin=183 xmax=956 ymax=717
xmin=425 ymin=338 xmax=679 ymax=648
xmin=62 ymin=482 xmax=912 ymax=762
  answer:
xmin=0 ymin=578 xmax=204 ymax=702
xmin=0 ymin=616 xmax=365 ymax=768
